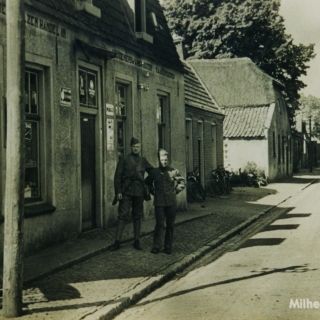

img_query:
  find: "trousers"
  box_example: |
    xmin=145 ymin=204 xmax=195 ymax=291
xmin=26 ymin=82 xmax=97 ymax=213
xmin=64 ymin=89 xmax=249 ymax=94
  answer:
xmin=115 ymin=195 xmax=144 ymax=241
xmin=153 ymin=205 xmax=176 ymax=250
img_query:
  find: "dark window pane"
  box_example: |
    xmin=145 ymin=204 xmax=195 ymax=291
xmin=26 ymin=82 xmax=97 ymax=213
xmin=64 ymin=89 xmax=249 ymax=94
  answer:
xmin=117 ymin=120 xmax=125 ymax=157
xmin=87 ymin=72 xmax=96 ymax=106
xmin=79 ymin=70 xmax=87 ymax=105
xmin=30 ymin=72 xmax=38 ymax=114
xmin=116 ymin=85 xmax=126 ymax=116
xmin=25 ymin=72 xmax=30 ymax=113
xmin=25 ymin=121 xmax=40 ymax=198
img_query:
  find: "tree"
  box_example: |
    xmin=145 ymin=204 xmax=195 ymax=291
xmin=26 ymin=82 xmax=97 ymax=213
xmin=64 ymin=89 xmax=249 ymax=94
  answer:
xmin=162 ymin=0 xmax=315 ymax=120
xmin=298 ymin=94 xmax=320 ymax=139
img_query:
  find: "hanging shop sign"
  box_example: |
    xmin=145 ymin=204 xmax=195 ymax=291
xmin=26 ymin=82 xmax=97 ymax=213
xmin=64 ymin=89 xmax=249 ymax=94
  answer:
xmin=60 ymin=87 xmax=71 ymax=107
xmin=106 ymin=103 xmax=114 ymax=116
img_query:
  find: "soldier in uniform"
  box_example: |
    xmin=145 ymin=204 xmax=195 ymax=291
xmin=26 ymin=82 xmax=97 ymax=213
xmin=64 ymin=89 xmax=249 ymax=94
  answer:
xmin=110 ymin=137 xmax=153 ymax=251
xmin=146 ymin=149 xmax=185 ymax=254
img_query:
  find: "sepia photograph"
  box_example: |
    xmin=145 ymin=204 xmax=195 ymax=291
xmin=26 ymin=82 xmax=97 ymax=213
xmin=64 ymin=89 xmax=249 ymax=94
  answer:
xmin=0 ymin=0 xmax=320 ymax=319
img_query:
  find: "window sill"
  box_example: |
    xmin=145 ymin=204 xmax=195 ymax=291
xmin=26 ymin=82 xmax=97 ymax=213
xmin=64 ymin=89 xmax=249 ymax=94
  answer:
xmin=25 ymin=203 xmax=56 ymax=218
xmin=76 ymin=2 xmax=101 ymax=18
xmin=135 ymin=32 xmax=153 ymax=44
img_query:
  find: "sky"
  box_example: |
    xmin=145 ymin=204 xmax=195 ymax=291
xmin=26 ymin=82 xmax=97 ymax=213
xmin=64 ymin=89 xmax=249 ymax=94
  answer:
xmin=279 ymin=0 xmax=320 ymax=98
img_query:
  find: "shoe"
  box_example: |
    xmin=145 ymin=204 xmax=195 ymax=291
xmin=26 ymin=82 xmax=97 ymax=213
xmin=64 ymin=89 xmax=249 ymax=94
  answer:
xmin=163 ymin=248 xmax=172 ymax=254
xmin=151 ymin=247 xmax=159 ymax=254
xmin=110 ymin=240 xmax=120 ymax=251
xmin=133 ymin=240 xmax=142 ymax=250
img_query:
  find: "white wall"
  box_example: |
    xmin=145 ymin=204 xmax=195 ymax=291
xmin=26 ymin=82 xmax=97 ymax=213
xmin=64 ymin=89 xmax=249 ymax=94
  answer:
xmin=224 ymin=138 xmax=269 ymax=175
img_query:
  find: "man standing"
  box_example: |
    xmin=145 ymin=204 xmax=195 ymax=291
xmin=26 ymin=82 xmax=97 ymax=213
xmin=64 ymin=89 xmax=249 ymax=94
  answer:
xmin=146 ymin=149 xmax=185 ymax=254
xmin=110 ymin=137 xmax=153 ymax=251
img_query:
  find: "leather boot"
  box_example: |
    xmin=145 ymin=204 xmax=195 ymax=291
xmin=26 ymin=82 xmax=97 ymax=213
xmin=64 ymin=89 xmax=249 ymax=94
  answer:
xmin=133 ymin=219 xmax=142 ymax=250
xmin=133 ymin=239 xmax=142 ymax=250
xmin=115 ymin=220 xmax=125 ymax=241
xmin=133 ymin=219 xmax=141 ymax=241
xmin=110 ymin=240 xmax=120 ymax=251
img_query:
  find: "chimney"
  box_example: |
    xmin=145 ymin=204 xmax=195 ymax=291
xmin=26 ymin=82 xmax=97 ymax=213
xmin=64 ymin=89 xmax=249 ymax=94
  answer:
xmin=173 ymin=35 xmax=186 ymax=60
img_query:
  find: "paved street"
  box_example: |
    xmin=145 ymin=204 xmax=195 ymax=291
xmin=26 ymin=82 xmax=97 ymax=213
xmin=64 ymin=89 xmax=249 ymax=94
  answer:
xmin=115 ymin=178 xmax=320 ymax=320
xmin=0 ymin=170 xmax=318 ymax=320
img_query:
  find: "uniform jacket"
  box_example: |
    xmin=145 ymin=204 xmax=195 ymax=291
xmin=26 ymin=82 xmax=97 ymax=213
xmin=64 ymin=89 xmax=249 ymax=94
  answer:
xmin=114 ymin=153 xmax=153 ymax=197
xmin=146 ymin=166 xmax=185 ymax=207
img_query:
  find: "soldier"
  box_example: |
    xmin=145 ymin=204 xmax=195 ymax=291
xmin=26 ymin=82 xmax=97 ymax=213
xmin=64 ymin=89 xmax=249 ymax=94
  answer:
xmin=146 ymin=149 xmax=185 ymax=254
xmin=110 ymin=137 xmax=153 ymax=251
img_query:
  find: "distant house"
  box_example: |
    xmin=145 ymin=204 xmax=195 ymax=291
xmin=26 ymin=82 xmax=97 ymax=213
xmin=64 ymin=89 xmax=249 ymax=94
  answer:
xmin=183 ymin=62 xmax=224 ymax=188
xmin=174 ymin=38 xmax=224 ymax=189
xmin=189 ymin=58 xmax=293 ymax=181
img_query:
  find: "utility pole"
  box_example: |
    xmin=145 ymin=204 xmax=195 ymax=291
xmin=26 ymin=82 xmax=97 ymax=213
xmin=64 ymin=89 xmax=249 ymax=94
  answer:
xmin=3 ymin=0 xmax=25 ymax=317
xmin=309 ymin=116 xmax=313 ymax=173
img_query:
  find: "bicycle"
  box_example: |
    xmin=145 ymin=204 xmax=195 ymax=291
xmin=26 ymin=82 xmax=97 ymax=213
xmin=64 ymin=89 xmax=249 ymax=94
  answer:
xmin=209 ymin=165 xmax=231 ymax=197
xmin=186 ymin=167 xmax=206 ymax=203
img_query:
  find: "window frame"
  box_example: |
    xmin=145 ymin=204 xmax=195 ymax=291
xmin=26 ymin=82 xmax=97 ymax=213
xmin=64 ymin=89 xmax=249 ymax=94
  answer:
xmin=115 ymin=79 xmax=132 ymax=159
xmin=157 ymin=93 xmax=170 ymax=152
xmin=24 ymin=67 xmax=45 ymax=203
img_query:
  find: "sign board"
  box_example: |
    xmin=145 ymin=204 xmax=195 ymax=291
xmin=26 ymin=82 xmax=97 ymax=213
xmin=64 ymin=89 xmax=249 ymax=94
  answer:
xmin=60 ymin=87 xmax=71 ymax=106
xmin=106 ymin=103 xmax=114 ymax=116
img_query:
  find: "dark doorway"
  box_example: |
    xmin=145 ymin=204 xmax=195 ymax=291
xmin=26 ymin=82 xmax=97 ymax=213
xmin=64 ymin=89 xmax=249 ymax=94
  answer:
xmin=286 ymin=146 xmax=289 ymax=176
xmin=198 ymin=139 xmax=202 ymax=183
xmin=80 ymin=113 xmax=96 ymax=231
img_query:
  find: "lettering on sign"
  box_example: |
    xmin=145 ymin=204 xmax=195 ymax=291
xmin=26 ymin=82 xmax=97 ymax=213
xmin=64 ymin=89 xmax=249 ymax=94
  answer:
xmin=26 ymin=14 xmax=67 ymax=38
xmin=113 ymin=51 xmax=153 ymax=71
xmin=156 ymin=67 xmax=175 ymax=79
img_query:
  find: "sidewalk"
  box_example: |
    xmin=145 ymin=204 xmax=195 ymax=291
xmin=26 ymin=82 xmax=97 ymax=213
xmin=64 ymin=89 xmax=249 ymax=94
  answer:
xmin=1 ymin=169 xmax=320 ymax=320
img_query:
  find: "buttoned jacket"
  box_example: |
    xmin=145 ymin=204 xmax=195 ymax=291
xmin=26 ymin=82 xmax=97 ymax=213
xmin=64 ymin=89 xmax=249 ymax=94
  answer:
xmin=146 ymin=166 xmax=185 ymax=207
xmin=114 ymin=153 xmax=153 ymax=197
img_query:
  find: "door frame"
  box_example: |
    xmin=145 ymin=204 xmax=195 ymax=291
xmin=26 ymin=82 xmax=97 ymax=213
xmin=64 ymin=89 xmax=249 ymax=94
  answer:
xmin=77 ymin=60 xmax=103 ymax=231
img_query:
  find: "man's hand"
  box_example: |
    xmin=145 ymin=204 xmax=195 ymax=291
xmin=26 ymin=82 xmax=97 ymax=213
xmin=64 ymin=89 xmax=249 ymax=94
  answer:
xmin=117 ymin=193 xmax=123 ymax=200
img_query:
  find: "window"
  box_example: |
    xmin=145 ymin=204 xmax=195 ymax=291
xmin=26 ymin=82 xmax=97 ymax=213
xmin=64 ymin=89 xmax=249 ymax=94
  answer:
xmin=24 ymin=70 xmax=41 ymax=200
xmin=282 ymin=136 xmax=285 ymax=163
xmin=211 ymin=123 xmax=217 ymax=169
xmin=278 ymin=134 xmax=281 ymax=164
xmin=186 ymin=118 xmax=193 ymax=172
xmin=79 ymin=68 xmax=97 ymax=108
xmin=157 ymin=96 xmax=166 ymax=150
xmin=273 ymin=131 xmax=276 ymax=157
xmin=128 ymin=0 xmax=153 ymax=43
xmin=116 ymin=84 xmax=128 ymax=157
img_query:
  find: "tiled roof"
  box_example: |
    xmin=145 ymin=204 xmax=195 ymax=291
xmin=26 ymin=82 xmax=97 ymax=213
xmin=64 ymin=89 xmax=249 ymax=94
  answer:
xmin=183 ymin=62 xmax=221 ymax=113
xmin=26 ymin=0 xmax=183 ymax=72
xmin=223 ymin=105 xmax=270 ymax=138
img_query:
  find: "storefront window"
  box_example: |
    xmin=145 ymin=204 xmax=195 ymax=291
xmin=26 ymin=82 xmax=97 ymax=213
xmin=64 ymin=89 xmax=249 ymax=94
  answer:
xmin=25 ymin=71 xmax=40 ymax=200
xmin=157 ymin=96 xmax=165 ymax=150
xmin=116 ymin=84 xmax=127 ymax=157
xmin=79 ymin=68 xmax=97 ymax=107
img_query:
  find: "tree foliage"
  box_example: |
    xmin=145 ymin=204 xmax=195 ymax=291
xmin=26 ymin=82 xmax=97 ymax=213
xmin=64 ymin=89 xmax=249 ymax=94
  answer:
xmin=162 ymin=0 xmax=315 ymax=115
xmin=298 ymin=94 xmax=320 ymax=139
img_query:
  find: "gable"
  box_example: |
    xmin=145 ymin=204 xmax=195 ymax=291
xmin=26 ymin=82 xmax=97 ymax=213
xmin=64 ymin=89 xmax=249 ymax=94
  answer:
xmin=184 ymin=62 xmax=222 ymax=113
